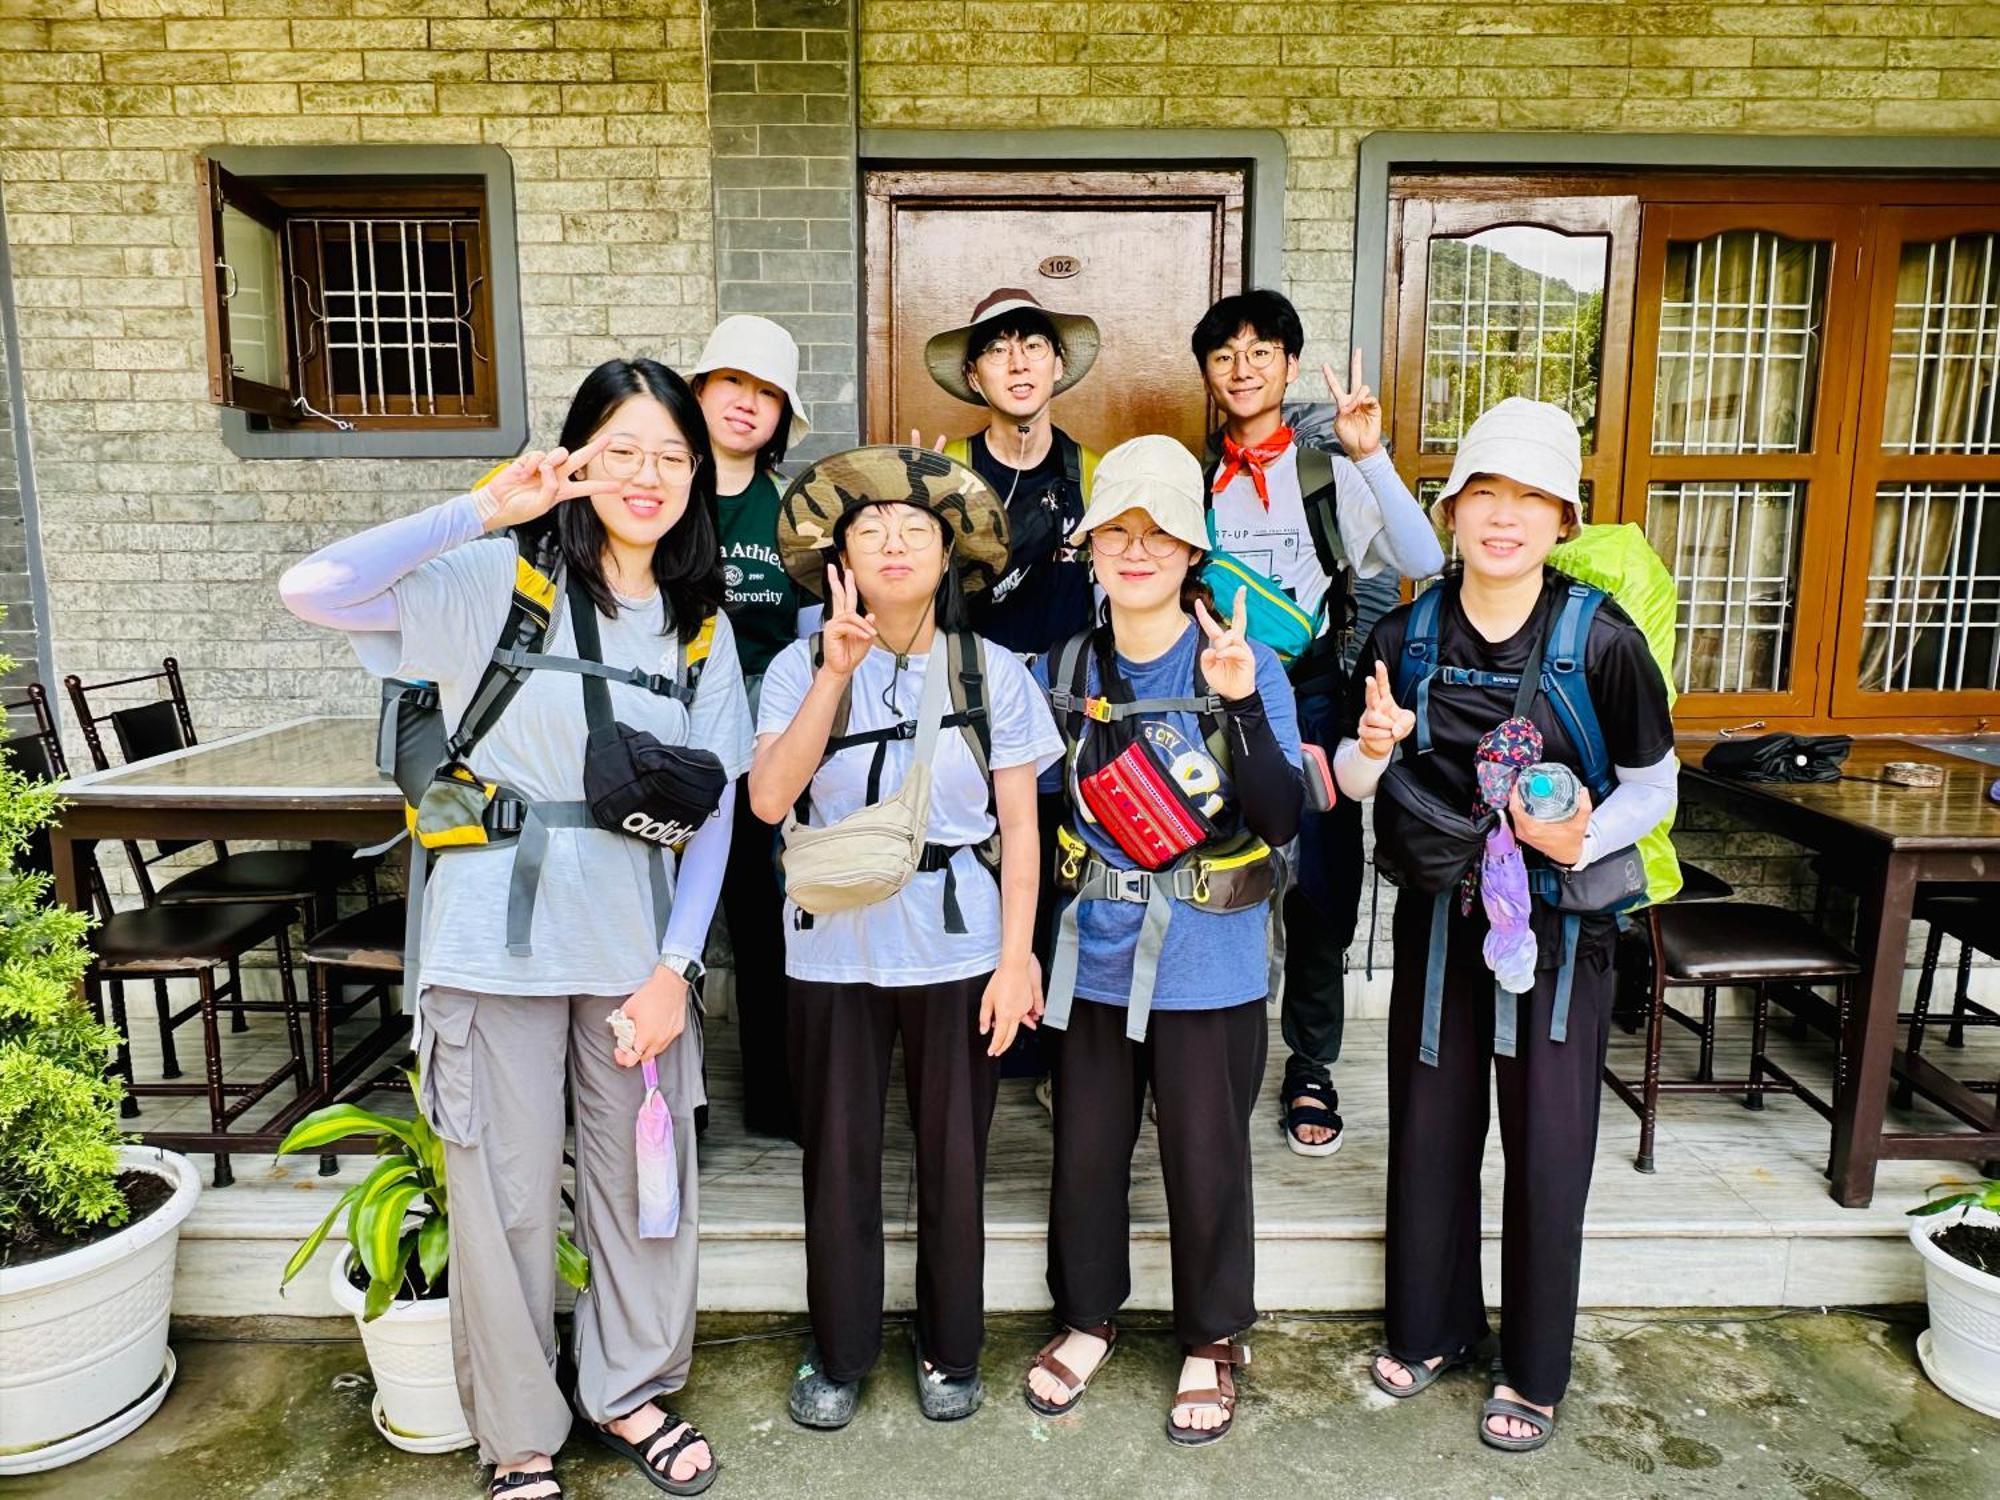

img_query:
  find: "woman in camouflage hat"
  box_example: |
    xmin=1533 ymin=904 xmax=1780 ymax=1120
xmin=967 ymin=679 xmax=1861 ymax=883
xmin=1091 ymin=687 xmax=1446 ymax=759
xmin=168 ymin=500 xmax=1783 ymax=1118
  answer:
xmin=748 ymin=445 xmax=1063 ymax=1429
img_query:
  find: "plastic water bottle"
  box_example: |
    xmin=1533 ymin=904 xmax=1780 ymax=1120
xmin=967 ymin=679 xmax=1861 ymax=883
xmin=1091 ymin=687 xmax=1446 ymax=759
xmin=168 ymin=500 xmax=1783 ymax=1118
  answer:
xmin=1518 ymin=761 xmax=1581 ymax=821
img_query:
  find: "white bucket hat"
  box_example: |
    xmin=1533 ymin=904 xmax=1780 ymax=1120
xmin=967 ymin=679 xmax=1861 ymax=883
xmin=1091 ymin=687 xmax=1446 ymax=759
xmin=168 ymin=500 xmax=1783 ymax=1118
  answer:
xmin=690 ymin=314 xmax=810 ymax=447
xmin=1069 ymin=435 xmax=1208 ymax=553
xmin=1436 ymin=397 xmax=1583 ymax=525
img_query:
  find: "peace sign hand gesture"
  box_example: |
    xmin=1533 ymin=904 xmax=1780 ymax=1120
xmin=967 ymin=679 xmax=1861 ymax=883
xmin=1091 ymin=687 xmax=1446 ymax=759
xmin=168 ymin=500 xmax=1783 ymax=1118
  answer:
xmin=473 ymin=436 xmax=619 ymax=533
xmin=1357 ymin=659 xmax=1416 ymax=761
xmin=816 ymin=563 xmax=878 ymax=680
xmin=1194 ymin=586 xmax=1258 ymax=702
xmin=1322 ymin=346 xmax=1383 ymax=460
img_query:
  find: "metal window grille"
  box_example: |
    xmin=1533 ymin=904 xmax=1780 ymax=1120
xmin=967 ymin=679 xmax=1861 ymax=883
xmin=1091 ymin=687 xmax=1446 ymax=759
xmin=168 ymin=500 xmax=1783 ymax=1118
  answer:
xmin=1421 ymin=229 xmax=1608 ymax=454
xmin=1644 ymin=480 xmax=1803 ymax=694
xmin=1862 ymin=482 xmax=2000 ymax=692
xmin=1885 ymin=234 xmax=2000 ymax=456
xmin=289 ymin=216 xmax=489 ymax=420
xmin=1654 ymin=231 xmax=1824 ymax=456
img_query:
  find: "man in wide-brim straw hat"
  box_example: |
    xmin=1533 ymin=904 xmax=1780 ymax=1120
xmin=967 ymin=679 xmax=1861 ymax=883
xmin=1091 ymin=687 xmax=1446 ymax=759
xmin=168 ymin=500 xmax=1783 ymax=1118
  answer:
xmin=751 ymin=441 xmax=1064 ymax=1430
xmin=924 ymin=288 xmax=1104 ymax=663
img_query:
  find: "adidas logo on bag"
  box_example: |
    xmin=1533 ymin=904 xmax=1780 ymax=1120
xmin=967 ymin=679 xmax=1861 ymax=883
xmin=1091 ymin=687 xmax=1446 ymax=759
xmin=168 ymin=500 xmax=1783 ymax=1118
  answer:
xmin=623 ymin=810 xmax=700 ymax=847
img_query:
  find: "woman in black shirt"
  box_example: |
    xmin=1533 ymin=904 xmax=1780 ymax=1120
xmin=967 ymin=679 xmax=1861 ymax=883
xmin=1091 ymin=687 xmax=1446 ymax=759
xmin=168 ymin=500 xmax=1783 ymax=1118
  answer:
xmin=1332 ymin=398 xmax=1677 ymax=1453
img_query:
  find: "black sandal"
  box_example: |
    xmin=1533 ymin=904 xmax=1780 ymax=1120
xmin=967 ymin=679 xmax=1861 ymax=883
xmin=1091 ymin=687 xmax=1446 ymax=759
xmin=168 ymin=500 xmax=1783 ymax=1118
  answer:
xmin=490 ymin=1470 xmax=562 ymax=1498
xmin=1368 ymin=1343 xmax=1475 ymax=1399
xmin=1282 ymin=1080 xmax=1344 ymax=1157
xmin=585 ymin=1407 xmax=719 ymax=1496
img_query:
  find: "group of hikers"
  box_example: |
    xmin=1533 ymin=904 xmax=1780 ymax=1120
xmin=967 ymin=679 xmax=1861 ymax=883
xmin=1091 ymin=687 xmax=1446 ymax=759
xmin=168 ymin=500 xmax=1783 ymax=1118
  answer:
xmin=280 ymin=283 xmax=1680 ymax=1499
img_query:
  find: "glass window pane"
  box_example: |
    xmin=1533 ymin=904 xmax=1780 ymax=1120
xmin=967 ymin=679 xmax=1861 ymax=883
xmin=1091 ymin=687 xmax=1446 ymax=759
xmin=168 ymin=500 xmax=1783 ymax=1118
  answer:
xmin=1860 ymin=482 xmax=2000 ymax=691
xmin=1653 ymin=231 xmax=1826 ymax=455
xmin=1883 ymin=234 xmax=2000 ymax=455
xmin=1644 ymin=480 xmax=1803 ymax=693
xmin=219 ymin=204 xmax=285 ymax=391
xmin=1420 ymin=226 xmax=1608 ymax=455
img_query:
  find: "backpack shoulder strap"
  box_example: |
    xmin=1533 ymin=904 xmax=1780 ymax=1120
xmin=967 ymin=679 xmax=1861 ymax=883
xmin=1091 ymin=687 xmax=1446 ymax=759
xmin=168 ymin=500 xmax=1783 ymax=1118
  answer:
xmin=439 ymin=529 xmax=562 ymax=766
xmin=1543 ymin=583 xmax=1613 ymax=799
xmin=1399 ymin=581 xmax=1448 ymax=757
xmin=681 ymin=611 xmax=717 ymax=696
xmin=944 ymin=435 xmax=973 ymax=467
xmin=1296 ymin=444 xmax=1347 ymax=587
xmin=1047 ymin=628 xmax=1095 ymax=749
xmin=1077 ymin=442 xmax=1100 ymax=498
xmin=949 ymin=630 xmax=991 ymax=778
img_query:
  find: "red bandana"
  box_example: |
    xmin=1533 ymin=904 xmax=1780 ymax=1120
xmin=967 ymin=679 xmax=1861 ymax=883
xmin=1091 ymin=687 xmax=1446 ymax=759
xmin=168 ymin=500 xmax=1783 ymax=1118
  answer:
xmin=1213 ymin=427 xmax=1294 ymax=510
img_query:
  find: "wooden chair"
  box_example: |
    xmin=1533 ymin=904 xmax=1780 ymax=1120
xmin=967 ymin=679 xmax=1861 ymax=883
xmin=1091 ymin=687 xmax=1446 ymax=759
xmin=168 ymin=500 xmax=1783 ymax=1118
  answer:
xmin=3 ymin=683 xmax=308 ymax=1188
xmin=1898 ymin=889 xmax=2000 ymax=1107
xmin=302 ymin=898 xmax=412 ymax=1174
xmin=1604 ymin=870 xmax=1861 ymax=1174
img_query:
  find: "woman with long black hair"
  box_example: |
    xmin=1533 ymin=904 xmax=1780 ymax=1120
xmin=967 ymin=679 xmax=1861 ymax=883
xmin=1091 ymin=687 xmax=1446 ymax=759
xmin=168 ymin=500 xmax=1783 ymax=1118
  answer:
xmin=281 ymin=359 xmax=753 ymax=1498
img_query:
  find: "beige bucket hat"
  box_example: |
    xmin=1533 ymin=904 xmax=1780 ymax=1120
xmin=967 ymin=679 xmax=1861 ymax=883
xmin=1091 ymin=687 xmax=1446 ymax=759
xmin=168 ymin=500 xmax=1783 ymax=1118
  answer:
xmin=777 ymin=444 xmax=1012 ymax=598
xmin=1069 ymin=435 xmax=1208 ymax=552
xmin=924 ymin=288 xmax=1101 ymax=406
xmin=1435 ymin=397 xmax=1584 ymax=525
xmin=691 ymin=314 xmax=811 ymax=447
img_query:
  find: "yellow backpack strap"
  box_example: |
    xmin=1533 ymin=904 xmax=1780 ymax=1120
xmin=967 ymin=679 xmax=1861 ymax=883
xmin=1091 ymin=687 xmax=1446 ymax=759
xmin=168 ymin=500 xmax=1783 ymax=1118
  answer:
xmin=944 ymin=436 xmax=972 ymax=467
xmin=1079 ymin=443 xmax=1100 ymax=499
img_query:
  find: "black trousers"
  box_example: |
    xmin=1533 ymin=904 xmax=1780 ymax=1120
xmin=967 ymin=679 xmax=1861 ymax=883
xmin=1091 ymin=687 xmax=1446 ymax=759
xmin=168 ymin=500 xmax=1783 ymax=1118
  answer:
xmin=789 ymin=972 xmax=998 ymax=1383
xmin=1280 ymin=683 xmax=1365 ymax=1090
xmin=1383 ymin=892 xmax=1616 ymax=1408
xmin=720 ymin=779 xmax=796 ymax=1139
xmin=1047 ymin=997 xmax=1268 ymax=1348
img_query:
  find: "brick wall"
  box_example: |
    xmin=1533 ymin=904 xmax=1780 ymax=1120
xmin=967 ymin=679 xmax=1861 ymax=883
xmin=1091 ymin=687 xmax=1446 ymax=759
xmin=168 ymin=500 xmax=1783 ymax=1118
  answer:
xmin=0 ymin=2 xmax=715 ymax=733
xmin=858 ymin=0 xmax=2000 ymax=347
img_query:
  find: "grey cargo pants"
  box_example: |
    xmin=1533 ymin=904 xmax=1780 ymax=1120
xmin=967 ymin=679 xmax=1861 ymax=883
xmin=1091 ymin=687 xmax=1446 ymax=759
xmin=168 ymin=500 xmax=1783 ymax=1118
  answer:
xmin=419 ymin=985 xmax=704 ymax=1467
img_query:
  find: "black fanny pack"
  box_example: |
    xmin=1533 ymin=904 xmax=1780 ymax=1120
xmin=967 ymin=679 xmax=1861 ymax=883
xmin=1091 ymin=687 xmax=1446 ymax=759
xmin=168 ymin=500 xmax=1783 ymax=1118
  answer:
xmin=571 ymin=578 xmax=726 ymax=852
xmin=1373 ymin=760 xmax=1495 ymax=892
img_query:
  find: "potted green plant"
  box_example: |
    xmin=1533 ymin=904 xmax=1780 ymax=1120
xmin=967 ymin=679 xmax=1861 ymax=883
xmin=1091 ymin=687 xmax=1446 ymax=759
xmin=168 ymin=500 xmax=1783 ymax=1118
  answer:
xmin=0 ymin=649 xmax=202 ymax=1475
xmin=277 ymin=1080 xmax=589 ymax=1452
xmin=1908 ymin=1176 xmax=2000 ymax=1418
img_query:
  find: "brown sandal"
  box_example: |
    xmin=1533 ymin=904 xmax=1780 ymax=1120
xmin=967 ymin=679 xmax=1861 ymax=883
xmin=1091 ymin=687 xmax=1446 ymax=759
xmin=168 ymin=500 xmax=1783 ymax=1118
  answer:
xmin=1166 ymin=1339 xmax=1249 ymax=1447
xmin=1023 ymin=1322 xmax=1118 ymax=1417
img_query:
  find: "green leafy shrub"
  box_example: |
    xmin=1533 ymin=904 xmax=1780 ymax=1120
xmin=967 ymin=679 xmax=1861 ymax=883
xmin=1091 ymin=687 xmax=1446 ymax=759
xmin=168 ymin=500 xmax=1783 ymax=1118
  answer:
xmin=278 ymin=1074 xmax=589 ymax=1320
xmin=0 ymin=635 xmax=126 ymax=1250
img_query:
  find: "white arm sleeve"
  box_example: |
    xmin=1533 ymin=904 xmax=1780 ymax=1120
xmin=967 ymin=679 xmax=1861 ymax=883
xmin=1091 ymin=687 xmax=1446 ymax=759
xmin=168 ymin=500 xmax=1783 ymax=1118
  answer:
xmin=660 ymin=777 xmax=735 ymax=965
xmin=1333 ymin=736 xmax=1391 ymax=801
xmin=1576 ymin=751 xmax=1679 ymax=869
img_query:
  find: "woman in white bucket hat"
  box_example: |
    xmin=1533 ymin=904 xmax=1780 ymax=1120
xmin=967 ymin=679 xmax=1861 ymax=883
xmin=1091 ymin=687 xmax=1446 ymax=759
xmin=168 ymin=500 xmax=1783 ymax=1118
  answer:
xmin=691 ymin=315 xmax=814 ymax=1143
xmin=1330 ymin=397 xmax=1679 ymax=1453
xmin=1022 ymin=435 xmax=1306 ymax=1447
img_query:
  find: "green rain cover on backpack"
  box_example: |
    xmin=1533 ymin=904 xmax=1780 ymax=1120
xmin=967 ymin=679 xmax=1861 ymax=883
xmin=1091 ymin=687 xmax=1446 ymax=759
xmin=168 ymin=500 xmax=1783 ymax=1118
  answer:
xmin=1546 ymin=522 xmax=1684 ymax=906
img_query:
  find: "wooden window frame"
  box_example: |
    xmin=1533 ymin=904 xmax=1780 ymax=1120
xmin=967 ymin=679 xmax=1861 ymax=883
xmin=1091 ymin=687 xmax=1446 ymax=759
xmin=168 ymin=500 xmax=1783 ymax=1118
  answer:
xmin=198 ymin=162 xmax=499 ymax=435
xmin=1384 ymin=169 xmax=2000 ymax=733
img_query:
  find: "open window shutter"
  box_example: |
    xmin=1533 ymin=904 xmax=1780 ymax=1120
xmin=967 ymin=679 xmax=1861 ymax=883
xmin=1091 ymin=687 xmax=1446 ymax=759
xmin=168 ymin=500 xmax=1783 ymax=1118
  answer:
xmin=195 ymin=156 xmax=293 ymax=421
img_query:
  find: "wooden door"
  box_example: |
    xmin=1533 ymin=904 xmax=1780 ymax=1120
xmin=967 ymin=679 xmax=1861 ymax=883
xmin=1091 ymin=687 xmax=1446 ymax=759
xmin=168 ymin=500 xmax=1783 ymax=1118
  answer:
xmin=863 ymin=168 xmax=1246 ymax=453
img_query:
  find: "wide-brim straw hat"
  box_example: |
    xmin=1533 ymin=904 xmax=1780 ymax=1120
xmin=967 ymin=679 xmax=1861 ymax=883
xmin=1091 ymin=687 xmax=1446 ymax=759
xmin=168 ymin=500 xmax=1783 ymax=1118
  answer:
xmin=924 ymin=288 xmax=1100 ymax=406
xmin=777 ymin=444 xmax=1012 ymax=598
xmin=690 ymin=314 xmax=811 ymax=447
xmin=1434 ymin=396 xmax=1584 ymax=526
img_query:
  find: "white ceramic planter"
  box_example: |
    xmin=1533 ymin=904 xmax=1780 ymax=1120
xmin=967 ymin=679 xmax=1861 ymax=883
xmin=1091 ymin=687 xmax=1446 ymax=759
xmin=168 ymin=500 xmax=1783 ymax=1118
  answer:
xmin=1911 ymin=1205 xmax=2000 ymax=1420
xmin=0 ymin=1146 xmax=200 ymax=1474
xmin=329 ymin=1249 xmax=474 ymax=1452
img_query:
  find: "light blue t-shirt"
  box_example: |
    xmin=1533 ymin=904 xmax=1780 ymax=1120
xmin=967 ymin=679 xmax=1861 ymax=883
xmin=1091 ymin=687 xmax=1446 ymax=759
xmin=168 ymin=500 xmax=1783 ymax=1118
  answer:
xmin=1034 ymin=622 xmax=1301 ymax=1011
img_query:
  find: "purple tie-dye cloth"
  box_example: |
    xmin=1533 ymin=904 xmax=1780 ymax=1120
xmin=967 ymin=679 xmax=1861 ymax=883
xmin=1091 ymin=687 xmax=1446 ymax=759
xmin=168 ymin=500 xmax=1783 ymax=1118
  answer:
xmin=1475 ymin=716 xmax=1544 ymax=994
xmin=636 ymin=1057 xmax=679 ymax=1239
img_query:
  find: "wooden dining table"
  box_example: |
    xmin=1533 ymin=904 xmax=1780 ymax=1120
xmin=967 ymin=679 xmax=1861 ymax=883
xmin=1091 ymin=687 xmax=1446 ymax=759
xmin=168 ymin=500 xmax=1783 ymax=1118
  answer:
xmin=49 ymin=714 xmax=405 ymax=1159
xmin=1681 ymin=737 xmax=2000 ymax=1208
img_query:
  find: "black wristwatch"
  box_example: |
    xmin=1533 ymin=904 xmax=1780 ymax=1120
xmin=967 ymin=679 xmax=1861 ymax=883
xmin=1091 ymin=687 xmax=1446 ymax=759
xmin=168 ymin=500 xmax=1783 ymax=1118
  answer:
xmin=662 ymin=954 xmax=706 ymax=985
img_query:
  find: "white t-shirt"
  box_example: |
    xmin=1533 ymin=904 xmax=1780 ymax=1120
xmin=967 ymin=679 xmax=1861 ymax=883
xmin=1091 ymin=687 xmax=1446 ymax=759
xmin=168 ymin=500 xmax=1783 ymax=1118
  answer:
xmin=347 ymin=536 xmax=755 ymax=997
xmin=756 ymin=636 xmax=1063 ymax=986
xmin=1209 ymin=444 xmax=1404 ymax=620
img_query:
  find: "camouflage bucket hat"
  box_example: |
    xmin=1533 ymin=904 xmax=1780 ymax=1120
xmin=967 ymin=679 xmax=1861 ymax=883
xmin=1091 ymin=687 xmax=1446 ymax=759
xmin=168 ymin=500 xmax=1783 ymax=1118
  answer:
xmin=777 ymin=444 xmax=1011 ymax=598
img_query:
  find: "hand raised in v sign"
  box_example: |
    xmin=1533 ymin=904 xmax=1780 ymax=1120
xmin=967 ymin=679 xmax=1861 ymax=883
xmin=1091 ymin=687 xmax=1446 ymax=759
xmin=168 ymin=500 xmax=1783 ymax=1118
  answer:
xmin=1356 ymin=659 xmax=1415 ymax=761
xmin=1194 ymin=586 xmax=1258 ymax=703
xmin=1321 ymin=346 xmax=1383 ymax=460
xmin=816 ymin=562 xmax=878 ymax=679
xmin=474 ymin=435 xmax=620 ymax=532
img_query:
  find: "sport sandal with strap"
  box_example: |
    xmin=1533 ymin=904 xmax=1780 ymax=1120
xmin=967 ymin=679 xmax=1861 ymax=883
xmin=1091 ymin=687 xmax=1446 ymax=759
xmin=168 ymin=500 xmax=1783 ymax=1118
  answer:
xmin=1480 ymin=1364 xmax=1557 ymax=1453
xmin=582 ymin=1403 xmax=719 ymax=1496
xmin=1281 ymin=1079 xmax=1344 ymax=1158
xmin=1024 ymin=1322 xmax=1118 ymax=1417
xmin=1166 ymin=1339 xmax=1248 ymax=1447
xmin=1369 ymin=1342 xmax=1477 ymax=1399
xmin=490 ymin=1469 xmax=562 ymax=1499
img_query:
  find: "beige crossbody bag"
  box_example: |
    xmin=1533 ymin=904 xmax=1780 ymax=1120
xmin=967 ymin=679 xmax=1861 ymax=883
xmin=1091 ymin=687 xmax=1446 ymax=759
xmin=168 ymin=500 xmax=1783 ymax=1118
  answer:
xmin=781 ymin=635 xmax=948 ymax=915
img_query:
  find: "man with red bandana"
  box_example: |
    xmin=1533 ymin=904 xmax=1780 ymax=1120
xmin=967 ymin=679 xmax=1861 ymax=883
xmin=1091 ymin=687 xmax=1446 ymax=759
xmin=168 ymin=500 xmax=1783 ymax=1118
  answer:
xmin=1193 ymin=288 xmax=1443 ymax=1160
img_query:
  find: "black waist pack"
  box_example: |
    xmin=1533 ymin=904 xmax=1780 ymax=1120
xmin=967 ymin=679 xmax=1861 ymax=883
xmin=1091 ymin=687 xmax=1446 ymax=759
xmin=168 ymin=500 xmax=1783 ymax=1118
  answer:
xmin=1372 ymin=761 xmax=1495 ymax=893
xmin=1703 ymin=732 xmax=1851 ymax=784
xmin=584 ymin=721 xmax=727 ymax=851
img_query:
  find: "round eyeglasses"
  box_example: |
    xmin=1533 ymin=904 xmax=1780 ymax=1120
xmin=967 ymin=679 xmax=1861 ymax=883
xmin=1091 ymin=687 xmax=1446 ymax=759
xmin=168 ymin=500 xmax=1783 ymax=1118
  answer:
xmin=598 ymin=444 xmax=700 ymax=484
xmin=1204 ymin=342 xmax=1283 ymax=376
xmin=1090 ymin=524 xmax=1183 ymax=560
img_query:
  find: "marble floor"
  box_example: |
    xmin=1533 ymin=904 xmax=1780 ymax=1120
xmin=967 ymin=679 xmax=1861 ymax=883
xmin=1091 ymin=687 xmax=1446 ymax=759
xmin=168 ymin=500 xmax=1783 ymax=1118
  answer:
xmin=128 ymin=969 xmax=1999 ymax=1320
